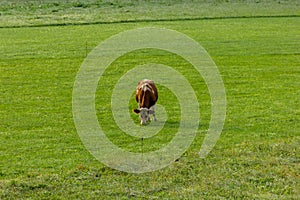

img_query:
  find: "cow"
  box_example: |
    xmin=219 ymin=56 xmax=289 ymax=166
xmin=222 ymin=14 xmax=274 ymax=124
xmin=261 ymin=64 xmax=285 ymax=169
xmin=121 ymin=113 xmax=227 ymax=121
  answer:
xmin=133 ymin=79 xmax=158 ymax=125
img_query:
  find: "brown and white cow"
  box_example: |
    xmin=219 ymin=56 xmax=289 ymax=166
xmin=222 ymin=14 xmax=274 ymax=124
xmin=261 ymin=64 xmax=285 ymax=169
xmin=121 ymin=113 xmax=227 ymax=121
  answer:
xmin=133 ymin=79 xmax=158 ymax=125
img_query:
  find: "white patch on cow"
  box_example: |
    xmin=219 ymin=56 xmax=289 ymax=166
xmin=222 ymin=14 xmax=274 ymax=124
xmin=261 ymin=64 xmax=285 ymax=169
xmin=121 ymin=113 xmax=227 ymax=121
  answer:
xmin=139 ymin=108 xmax=150 ymax=125
xmin=137 ymin=105 xmax=156 ymax=125
xmin=141 ymin=83 xmax=152 ymax=93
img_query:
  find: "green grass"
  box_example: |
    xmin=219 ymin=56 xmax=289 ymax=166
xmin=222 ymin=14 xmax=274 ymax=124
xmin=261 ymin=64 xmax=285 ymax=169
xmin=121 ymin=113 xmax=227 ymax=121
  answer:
xmin=95 ymin=48 xmax=208 ymax=153
xmin=1 ymin=1 xmax=300 ymax=199
xmin=0 ymin=0 xmax=299 ymax=27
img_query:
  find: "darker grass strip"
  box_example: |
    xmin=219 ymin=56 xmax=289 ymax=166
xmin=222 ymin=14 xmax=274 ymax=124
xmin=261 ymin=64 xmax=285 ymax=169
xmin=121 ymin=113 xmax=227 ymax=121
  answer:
xmin=0 ymin=15 xmax=299 ymax=29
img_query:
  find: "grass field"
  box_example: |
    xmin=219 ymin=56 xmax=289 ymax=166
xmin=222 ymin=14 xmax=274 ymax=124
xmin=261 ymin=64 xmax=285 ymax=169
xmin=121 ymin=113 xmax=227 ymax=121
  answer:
xmin=1 ymin=0 xmax=299 ymax=27
xmin=0 ymin=0 xmax=299 ymax=199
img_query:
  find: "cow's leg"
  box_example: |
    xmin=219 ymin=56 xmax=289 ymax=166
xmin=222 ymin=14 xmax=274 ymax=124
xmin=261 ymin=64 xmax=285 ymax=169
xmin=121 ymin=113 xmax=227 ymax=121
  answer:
xmin=149 ymin=105 xmax=157 ymax=121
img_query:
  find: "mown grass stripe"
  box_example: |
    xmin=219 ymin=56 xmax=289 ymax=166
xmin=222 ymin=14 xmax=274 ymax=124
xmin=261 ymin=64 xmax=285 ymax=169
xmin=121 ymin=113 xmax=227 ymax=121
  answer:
xmin=0 ymin=14 xmax=299 ymax=29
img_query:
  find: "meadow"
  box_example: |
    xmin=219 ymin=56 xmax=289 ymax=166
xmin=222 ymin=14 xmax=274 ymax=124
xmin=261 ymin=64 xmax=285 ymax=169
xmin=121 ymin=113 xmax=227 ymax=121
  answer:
xmin=0 ymin=0 xmax=299 ymax=199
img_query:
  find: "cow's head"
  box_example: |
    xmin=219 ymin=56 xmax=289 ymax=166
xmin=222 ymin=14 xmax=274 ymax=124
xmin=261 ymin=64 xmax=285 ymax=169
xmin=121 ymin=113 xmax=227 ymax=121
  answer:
xmin=133 ymin=108 xmax=154 ymax=125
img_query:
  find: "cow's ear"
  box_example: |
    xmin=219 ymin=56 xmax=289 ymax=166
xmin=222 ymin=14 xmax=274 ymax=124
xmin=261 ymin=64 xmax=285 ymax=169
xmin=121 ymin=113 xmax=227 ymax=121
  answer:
xmin=133 ymin=109 xmax=140 ymax=114
xmin=149 ymin=110 xmax=154 ymax=114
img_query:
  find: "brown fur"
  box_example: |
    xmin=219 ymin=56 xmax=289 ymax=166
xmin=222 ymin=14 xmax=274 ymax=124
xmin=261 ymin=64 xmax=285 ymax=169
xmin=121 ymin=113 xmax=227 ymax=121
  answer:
xmin=135 ymin=79 xmax=158 ymax=109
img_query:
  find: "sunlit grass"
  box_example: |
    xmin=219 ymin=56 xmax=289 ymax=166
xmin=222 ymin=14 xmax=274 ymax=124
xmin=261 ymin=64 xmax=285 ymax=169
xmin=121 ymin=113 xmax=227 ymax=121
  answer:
xmin=0 ymin=3 xmax=299 ymax=199
xmin=0 ymin=0 xmax=299 ymax=27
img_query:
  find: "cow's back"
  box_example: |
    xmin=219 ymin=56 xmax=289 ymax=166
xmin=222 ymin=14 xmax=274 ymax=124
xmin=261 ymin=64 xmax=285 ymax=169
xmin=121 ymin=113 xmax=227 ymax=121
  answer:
xmin=136 ymin=79 xmax=158 ymax=108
